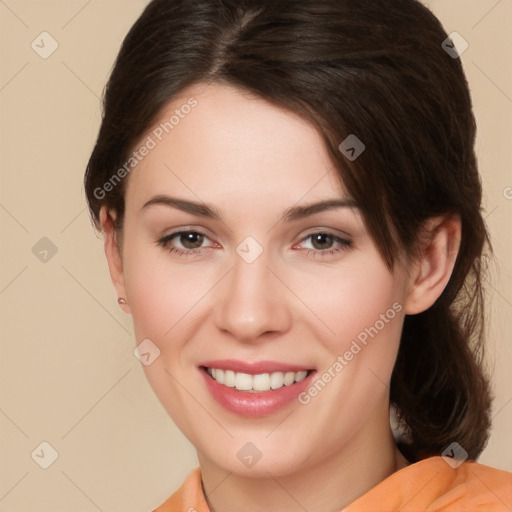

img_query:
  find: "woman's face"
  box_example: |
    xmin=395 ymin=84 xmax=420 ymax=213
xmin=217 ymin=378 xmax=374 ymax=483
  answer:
xmin=112 ymin=82 xmax=415 ymax=476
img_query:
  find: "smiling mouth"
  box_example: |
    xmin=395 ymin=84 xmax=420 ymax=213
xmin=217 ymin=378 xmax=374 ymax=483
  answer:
xmin=201 ymin=366 xmax=315 ymax=393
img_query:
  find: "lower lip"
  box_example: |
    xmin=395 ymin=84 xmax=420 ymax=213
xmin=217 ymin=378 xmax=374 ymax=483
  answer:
xmin=199 ymin=366 xmax=316 ymax=417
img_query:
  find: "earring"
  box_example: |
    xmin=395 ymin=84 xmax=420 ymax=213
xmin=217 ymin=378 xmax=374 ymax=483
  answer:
xmin=118 ymin=297 xmax=127 ymax=305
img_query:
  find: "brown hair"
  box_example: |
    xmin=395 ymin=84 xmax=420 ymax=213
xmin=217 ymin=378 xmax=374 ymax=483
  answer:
xmin=84 ymin=0 xmax=493 ymax=462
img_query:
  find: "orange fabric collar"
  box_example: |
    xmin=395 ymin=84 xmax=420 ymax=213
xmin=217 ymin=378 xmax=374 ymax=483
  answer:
xmin=152 ymin=456 xmax=512 ymax=512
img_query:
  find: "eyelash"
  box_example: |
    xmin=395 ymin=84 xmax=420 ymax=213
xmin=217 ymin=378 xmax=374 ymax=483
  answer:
xmin=156 ymin=229 xmax=352 ymax=258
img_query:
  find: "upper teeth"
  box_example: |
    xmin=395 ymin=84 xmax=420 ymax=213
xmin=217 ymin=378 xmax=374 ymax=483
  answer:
xmin=206 ymin=367 xmax=309 ymax=392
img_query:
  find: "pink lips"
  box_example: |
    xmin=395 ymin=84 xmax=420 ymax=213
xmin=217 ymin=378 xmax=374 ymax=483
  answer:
xmin=198 ymin=360 xmax=316 ymax=417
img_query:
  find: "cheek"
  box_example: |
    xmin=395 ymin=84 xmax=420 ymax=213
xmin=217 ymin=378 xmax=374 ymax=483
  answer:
xmin=290 ymin=258 xmax=404 ymax=353
xmin=121 ymin=241 xmax=205 ymax=422
xmin=122 ymin=237 xmax=206 ymax=342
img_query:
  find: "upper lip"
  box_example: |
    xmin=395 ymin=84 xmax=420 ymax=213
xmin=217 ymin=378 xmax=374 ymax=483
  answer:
xmin=200 ymin=359 xmax=315 ymax=375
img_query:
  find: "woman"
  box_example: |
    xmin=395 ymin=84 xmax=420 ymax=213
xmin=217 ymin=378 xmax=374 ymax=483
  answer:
xmin=84 ymin=0 xmax=512 ymax=510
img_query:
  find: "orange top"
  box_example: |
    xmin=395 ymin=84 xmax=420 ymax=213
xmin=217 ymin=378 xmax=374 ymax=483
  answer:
xmin=152 ymin=456 xmax=512 ymax=512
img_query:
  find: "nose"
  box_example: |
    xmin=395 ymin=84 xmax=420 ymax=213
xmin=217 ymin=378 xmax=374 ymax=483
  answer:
xmin=213 ymin=249 xmax=292 ymax=343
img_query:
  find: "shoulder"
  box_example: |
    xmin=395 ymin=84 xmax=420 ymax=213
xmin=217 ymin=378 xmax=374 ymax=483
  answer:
xmin=424 ymin=456 xmax=512 ymax=511
xmin=151 ymin=467 xmax=209 ymax=512
xmin=344 ymin=456 xmax=512 ymax=512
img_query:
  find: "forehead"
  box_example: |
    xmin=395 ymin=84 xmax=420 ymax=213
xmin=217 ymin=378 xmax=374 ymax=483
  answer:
xmin=125 ymin=82 xmax=347 ymax=209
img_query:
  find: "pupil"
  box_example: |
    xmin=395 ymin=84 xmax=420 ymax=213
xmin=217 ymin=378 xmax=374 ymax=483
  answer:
xmin=312 ymin=234 xmax=332 ymax=250
xmin=181 ymin=232 xmax=203 ymax=249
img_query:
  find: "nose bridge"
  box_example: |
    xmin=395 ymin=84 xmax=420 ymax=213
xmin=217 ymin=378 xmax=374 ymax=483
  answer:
xmin=213 ymin=242 xmax=291 ymax=341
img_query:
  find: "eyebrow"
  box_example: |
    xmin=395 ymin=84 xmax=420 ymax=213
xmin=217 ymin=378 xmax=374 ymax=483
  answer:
xmin=141 ymin=195 xmax=359 ymax=222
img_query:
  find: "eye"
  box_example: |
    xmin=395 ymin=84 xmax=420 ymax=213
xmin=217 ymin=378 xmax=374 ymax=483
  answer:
xmin=157 ymin=230 xmax=214 ymax=257
xmin=295 ymin=231 xmax=352 ymax=257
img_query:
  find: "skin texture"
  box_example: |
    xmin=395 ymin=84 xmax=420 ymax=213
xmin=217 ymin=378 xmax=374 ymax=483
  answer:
xmin=101 ymin=82 xmax=461 ymax=512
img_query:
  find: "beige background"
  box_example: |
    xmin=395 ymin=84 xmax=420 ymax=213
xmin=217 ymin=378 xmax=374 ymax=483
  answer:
xmin=0 ymin=1 xmax=511 ymax=510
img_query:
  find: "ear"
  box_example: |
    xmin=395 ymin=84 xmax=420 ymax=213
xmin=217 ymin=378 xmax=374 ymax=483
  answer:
xmin=403 ymin=214 xmax=461 ymax=315
xmin=99 ymin=206 xmax=131 ymax=315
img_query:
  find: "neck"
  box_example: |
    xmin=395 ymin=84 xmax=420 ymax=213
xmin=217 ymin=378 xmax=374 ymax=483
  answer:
xmin=198 ymin=413 xmax=409 ymax=512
